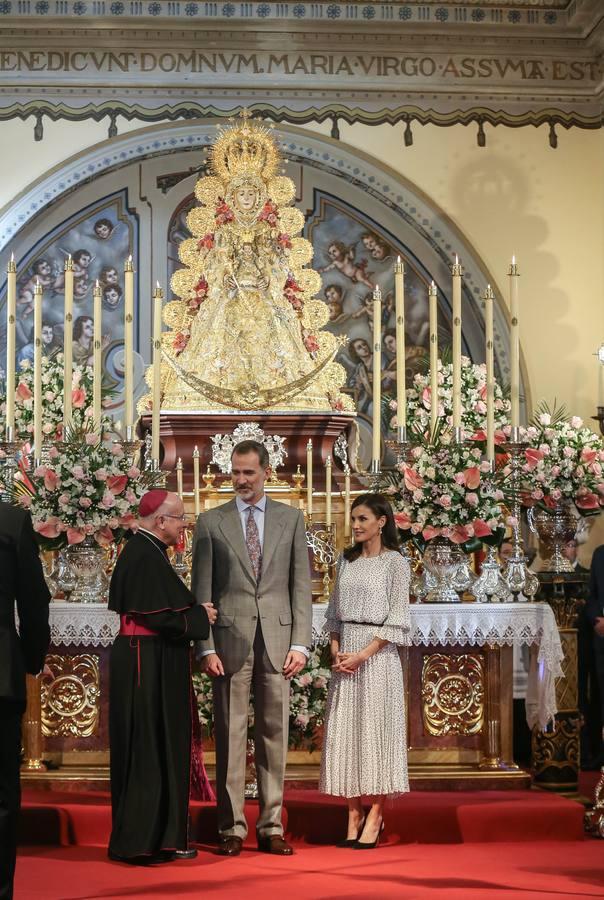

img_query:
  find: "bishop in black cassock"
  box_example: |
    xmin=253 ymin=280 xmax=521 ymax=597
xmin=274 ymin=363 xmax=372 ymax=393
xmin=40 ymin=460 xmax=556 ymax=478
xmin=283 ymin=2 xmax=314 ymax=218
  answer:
xmin=108 ymin=490 xmax=214 ymax=863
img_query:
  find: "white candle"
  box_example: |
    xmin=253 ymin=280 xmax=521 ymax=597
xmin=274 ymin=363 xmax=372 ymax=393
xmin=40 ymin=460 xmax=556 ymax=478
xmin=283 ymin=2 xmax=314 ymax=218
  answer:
xmin=93 ymin=280 xmax=102 ymax=427
xmin=63 ymin=256 xmax=74 ymax=430
xmin=151 ymin=282 xmax=163 ymax=463
xmin=509 ymin=256 xmax=520 ymax=430
xmin=372 ymin=285 xmax=382 ymax=466
xmin=484 ymin=285 xmax=495 ymax=464
xmin=344 ymin=467 xmax=351 ymax=540
xmin=429 ymin=281 xmax=439 ymax=437
xmin=598 ymin=347 xmax=604 ymax=407
xmin=124 ymin=256 xmax=134 ymax=431
xmin=176 ymin=457 xmax=183 ymax=498
xmin=451 ymin=255 xmax=463 ymax=432
xmin=193 ymin=446 xmax=200 ymax=517
xmin=5 ymin=255 xmax=16 ymax=435
xmin=33 ymin=280 xmax=43 ymax=461
xmin=306 ymin=438 xmax=313 ymax=517
xmin=325 ymin=454 xmax=332 ymax=527
xmin=394 ymin=257 xmax=406 ymax=432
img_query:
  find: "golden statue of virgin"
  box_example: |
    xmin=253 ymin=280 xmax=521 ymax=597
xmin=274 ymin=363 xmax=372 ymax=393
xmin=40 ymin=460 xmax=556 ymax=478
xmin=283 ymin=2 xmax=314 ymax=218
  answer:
xmin=151 ymin=113 xmax=352 ymax=413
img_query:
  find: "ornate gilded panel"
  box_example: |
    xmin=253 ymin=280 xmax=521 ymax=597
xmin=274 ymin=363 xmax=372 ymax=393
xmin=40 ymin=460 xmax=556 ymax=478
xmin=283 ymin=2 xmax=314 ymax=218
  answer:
xmin=421 ymin=653 xmax=484 ymax=736
xmin=41 ymin=653 xmax=100 ymax=738
xmin=556 ymin=631 xmax=578 ymax=712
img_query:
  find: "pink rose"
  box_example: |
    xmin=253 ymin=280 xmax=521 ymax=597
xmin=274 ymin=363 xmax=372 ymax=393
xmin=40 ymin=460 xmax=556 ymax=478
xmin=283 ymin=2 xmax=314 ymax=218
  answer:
xmin=107 ymin=475 xmax=128 ymax=495
xmin=16 ymin=381 xmax=32 ymax=401
xmin=95 ymin=468 xmax=108 ymax=482
xmin=438 ymin=495 xmax=452 ymax=509
xmin=127 ymin=466 xmax=140 ymax=479
xmin=454 ymin=472 xmax=466 ymax=485
xmin=112 ymin=444 xmax=125 ymax=457
xmin=79 ymin=497 xmax=92 ymax=509
xmin=67 ymin=528 xmax=86 ymax=545
xmin=72 ymin=465 xmax=85 ymax=479
xmin=466 ymin=492 xmax=479 ymax=507
xmin=58 ymin=493 xmax=70 ymax=506
xmin=101 ymin=490 xmax=116 ymax=509
xmin=85 ymin=433 xmax=99 ymax=446
xmin=298 ymin=673 xmax=312 ymax=687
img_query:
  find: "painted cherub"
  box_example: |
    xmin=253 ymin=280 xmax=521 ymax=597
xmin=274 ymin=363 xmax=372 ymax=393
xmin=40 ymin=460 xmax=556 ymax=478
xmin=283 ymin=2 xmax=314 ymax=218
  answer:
xmin=317 ymin=240 xmax=374 ymax=289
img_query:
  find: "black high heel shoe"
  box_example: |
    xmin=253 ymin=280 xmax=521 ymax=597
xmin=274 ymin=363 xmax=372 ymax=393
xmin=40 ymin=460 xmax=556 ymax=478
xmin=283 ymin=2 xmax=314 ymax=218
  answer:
xmin=336 ymin=817 xmax=366 ymax=848
xmin=353 ymin=820 xmax=384 ymax=850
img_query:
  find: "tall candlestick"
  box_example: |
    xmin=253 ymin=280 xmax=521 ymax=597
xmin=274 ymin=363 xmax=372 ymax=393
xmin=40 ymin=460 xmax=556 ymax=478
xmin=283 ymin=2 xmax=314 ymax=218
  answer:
xmin=5 ymin=255 xmax=16 ymax=434
xmin=484 ymin=285 xmax=495 ymax=464
xmin=451 ymin=256 xmax=463 ymax=433
xmin=176 ymin=457 xmax=183 ymax=498
xmin=124 ymin=256 xmax=134 ymax=430
xmin=394 ymin=257 xmax=406 ymax=435
xmin=428 ymin=281 xmax=439 ymax=437
xmin=151 ymin=282 xmax=164 ymax=463
xmin=325 ymin=454 xmax=332 ymax=527
xmin=33 ymin=280 xmax=43 ymax=461
xmin=306 ymin=439 xmax=313 ymax=517
xmin=508 ymin=256 xmax=520 ymax=430
xmin=63 ymin=256 xmax=74 ymax=429
xmin=93 ymin=280 xmax=102 ymax=427
xmin=193 ymin=446 xmax=200 ymax=517
xmin=372 ymin=285 xmax=382 ymax=469
xmin=344 ymin=467 xmax=351 ymax=540
xmin=599 ymin=346 xmax=604 ymax=408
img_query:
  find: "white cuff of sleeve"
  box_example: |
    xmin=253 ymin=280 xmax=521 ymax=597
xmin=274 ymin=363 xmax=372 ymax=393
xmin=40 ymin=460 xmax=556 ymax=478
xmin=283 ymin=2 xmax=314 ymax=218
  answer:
xmin=200 ymin=649 xmax=216 ymax=657
xmin=290 ymin=644 xmax=310 ymax=658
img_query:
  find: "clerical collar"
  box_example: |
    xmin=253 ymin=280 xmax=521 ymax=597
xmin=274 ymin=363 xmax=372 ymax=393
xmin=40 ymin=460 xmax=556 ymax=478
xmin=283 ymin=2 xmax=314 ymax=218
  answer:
xmin=138 ymin=527 xmax=169 ymax=556
xmin=236 ymin=494 xmax=267 ymax=513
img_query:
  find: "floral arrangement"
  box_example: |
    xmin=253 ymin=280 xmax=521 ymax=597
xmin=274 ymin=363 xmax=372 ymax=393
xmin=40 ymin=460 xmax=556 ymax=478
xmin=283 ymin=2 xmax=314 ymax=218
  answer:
xmin=0 ymin=356 xmax=111 ymax=444
xmin=390 ymin=436 xmax=507 ymax=552
xmin=12 ymin=424 xmax=156 ymax=550
xmin=192 ymin=641 xmax=331 ymax=750
xmin=511 ymin=405 xmax=604 ymax=513
xmin=391 ymin=357 xmax=510 ymax=442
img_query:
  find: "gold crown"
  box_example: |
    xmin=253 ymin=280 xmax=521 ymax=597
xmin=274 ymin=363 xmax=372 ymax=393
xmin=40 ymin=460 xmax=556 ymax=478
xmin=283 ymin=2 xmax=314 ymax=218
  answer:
xmin=209 ymin=110 xmax=280 ymax=184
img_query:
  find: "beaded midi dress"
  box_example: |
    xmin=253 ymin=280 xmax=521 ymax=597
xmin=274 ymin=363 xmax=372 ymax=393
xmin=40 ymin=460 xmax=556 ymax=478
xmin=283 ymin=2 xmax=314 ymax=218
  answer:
xmin=319 ymin=551 xmax=411 ymax=798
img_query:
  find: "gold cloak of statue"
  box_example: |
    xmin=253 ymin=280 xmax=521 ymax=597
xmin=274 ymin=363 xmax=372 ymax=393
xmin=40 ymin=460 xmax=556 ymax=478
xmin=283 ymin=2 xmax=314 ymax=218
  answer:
xmin=143 ymin=113 xmax=353 ymax=414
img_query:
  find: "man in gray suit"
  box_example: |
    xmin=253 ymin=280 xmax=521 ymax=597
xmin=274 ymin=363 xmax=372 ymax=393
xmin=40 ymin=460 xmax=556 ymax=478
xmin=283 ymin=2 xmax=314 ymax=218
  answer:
xmin=191 ymin=440 xmax=312 ymax=856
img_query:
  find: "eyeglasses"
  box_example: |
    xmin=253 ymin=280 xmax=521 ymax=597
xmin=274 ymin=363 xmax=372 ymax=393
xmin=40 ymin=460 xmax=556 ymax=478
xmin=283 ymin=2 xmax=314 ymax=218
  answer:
xmin=161 ymin=513 xmax=187 ymax=522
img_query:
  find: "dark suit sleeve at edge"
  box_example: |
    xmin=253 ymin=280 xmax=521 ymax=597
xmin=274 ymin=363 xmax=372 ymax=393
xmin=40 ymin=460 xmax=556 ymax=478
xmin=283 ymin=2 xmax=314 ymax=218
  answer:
xmin=586 ymin=546 xmax=604 ymax=626
xmin=16 ymin=512 xmax=51 ymax=674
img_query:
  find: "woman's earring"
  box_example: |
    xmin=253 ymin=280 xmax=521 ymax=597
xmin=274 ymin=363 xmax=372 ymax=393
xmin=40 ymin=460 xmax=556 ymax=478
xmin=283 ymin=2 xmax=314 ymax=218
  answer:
xmin=379 ymin=525 xmax=383 ymax=535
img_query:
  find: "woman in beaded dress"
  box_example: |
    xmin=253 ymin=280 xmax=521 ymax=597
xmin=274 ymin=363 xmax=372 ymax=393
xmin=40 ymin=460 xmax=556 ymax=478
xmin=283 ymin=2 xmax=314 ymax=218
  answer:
xmin=319 ymin=493 xmax=411 ymax=848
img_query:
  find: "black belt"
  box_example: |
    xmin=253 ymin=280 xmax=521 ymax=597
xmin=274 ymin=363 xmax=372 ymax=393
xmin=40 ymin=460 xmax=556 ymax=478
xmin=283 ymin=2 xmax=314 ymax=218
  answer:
xmin=341 ymin=620 xmax=386 ymax=626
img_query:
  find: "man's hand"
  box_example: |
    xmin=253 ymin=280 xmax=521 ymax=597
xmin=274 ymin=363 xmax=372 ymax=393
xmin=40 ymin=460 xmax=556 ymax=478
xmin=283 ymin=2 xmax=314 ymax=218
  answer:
xmin=283 ymin=650 xmax=307 ymax=680
xmin=201 ymin=653 xmax=225 ymax=677
xmin=594 ymin=617 xmax=604 ymax=637
xmin=202 ymin=602 xmax=217 ymax=626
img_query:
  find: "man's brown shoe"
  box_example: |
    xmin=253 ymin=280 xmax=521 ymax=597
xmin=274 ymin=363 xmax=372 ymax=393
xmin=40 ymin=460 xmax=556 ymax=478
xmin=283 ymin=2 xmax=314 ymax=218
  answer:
xmin=257 ymin=835 xmax=294 ymax=855
xmin=216 ymin=836 xmax=243 ymax=857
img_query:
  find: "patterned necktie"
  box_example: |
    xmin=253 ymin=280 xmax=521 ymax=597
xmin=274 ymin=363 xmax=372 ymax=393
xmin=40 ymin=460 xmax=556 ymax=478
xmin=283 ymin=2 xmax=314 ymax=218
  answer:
xmin=245 ymin=506 xmax=262 ymax=581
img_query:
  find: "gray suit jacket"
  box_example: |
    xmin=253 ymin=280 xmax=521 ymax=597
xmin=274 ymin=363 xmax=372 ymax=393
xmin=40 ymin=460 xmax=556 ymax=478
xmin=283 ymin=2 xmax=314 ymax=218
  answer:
xmin=191 ymin=497 xmax=312 ymax=675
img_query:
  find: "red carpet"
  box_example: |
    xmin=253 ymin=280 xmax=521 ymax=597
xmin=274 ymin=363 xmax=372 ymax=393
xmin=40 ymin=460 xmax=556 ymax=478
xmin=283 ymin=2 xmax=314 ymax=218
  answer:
xmin=20 ymin=787 xmax=585 ymax=847
xmin=16 ymin=788 xmax=601 ymax=899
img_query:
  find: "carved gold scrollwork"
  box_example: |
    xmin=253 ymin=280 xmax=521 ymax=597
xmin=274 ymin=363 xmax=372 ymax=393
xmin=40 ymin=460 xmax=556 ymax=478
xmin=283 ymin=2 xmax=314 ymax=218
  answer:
xmin=422 ymin=653 xmax=484 ymax=736
xmin=41 ymin=653 xmax=100 ymax=738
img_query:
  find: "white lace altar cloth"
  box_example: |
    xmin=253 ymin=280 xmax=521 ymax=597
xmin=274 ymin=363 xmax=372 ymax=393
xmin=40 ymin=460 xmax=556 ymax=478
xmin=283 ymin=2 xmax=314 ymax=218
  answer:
xmin=313 ymin=601 xmax=563 ymax=731
xmin=50 ymin=600 xmax=562 ymax=731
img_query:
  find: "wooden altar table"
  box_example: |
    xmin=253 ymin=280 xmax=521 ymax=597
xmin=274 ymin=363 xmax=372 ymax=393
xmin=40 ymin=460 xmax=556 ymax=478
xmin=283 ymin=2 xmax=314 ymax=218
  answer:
xmin=25 ymin=601 xmax=562 ymax=791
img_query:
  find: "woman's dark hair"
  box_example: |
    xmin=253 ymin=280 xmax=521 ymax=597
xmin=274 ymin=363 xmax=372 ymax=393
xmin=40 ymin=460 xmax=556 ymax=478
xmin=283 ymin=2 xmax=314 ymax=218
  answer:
xmin=343 ymin=492 xmax=400 ymax=562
